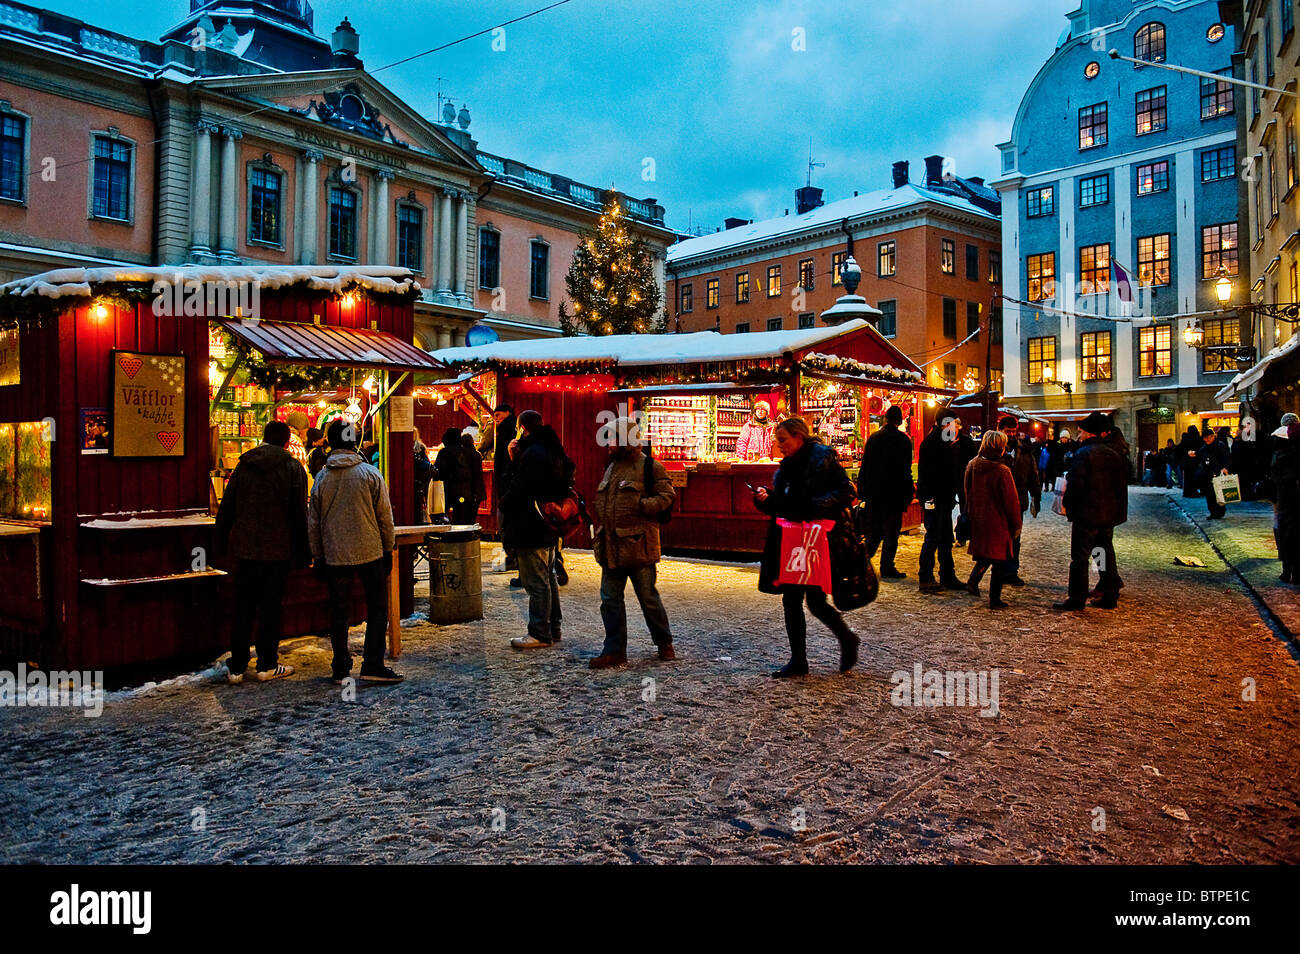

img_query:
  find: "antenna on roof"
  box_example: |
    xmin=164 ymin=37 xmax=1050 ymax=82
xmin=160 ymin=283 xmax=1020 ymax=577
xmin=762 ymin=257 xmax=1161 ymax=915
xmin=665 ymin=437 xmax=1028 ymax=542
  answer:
xmin=806 ymin=137 xmax=825 ymax=188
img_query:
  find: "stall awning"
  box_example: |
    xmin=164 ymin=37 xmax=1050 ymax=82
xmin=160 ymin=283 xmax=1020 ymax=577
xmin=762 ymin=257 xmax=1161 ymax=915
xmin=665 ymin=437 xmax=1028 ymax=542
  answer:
xmin=1214 ymin=334 xmax=1300 ymax=403
xmin=219 ymin=318 xmax=444 ymax=373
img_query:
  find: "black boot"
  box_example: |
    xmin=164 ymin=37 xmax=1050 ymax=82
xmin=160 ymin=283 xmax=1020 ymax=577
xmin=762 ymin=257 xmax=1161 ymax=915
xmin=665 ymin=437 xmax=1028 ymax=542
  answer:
xmin=772 ymin=659 xmax=810 ymax=678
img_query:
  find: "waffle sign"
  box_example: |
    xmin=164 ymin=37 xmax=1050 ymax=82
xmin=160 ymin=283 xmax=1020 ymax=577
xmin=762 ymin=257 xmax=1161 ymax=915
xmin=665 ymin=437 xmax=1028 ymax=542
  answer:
xmin=112 ymin=351 xmax=186 ymax=458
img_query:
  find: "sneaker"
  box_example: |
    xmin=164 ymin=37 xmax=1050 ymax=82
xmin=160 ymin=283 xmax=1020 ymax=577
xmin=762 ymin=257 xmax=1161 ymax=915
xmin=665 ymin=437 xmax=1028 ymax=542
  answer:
xmin=589 ymin=652 xmax=627 ymax=669
xmin=359 ymin=667 xmax=404 ymax=683
xmin=226 ymin=666 xmax=244 ymax=685
xmin=510 ymin=636 xmax=553 ymax=650
xmin=255 ymin=664 xmax=294 ymax=682
xmin=657 ymin=643 xmax=676 ymax=662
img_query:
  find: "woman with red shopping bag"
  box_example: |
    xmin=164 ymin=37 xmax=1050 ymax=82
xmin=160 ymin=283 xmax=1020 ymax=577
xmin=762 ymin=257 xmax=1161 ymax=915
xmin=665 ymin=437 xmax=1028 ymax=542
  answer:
xmin=753 ymin=417 xmax=861 ymax=678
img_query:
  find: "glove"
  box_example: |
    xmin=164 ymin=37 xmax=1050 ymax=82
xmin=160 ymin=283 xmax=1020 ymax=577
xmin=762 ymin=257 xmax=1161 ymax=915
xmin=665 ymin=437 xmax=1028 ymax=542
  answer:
xmin=311 ymin=560 xmax=329 ymax=583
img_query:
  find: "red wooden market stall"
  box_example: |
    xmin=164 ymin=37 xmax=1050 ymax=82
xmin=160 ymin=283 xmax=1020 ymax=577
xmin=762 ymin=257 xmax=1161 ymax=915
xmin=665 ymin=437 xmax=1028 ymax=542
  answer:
xmin=0 ymin=265 xmax=442 ymax=671
xmin=427 ymin=319 xmax=954 ymax=554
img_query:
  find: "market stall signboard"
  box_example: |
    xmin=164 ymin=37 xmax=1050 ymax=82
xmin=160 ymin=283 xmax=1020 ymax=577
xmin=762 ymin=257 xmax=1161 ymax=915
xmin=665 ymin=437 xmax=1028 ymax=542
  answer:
xmin=112 ymin=351 xmax=186 ymax=458
xmin=389 ymin=395 xmax=414 ymax=432
xmin=0 ymin=328 xmax=18 ymax=386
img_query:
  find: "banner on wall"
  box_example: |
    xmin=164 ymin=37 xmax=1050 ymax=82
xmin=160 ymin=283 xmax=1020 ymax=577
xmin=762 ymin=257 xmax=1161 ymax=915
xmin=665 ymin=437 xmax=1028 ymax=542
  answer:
xmin=111 ymin=351 xmax=186 ymax=458
xmin=0 ymin=328 xmax=18 ymax=387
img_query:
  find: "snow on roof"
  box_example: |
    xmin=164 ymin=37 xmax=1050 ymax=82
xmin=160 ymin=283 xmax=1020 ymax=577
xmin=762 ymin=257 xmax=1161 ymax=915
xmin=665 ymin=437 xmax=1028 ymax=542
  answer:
xmin=1215 ymin=332 xmax=1300 ymax=403
xmin=667 ymin=182 xmax=999 ymax=264
xmin=432 ymin=319 xmax=876 ymax=368
xmin=0 ymin=265 xmax=419 ymax=302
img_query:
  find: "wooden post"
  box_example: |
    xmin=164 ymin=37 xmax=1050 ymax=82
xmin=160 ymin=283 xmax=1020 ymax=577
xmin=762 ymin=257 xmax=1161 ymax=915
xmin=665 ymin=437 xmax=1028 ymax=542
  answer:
xmin=387 ymin=546 xmax=401 ymax=658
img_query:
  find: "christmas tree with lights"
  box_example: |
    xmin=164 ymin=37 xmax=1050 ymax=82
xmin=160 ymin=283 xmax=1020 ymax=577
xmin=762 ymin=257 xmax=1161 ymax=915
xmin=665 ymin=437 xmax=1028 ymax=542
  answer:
xmin=558 ymin=196 xmax=664 ymax=336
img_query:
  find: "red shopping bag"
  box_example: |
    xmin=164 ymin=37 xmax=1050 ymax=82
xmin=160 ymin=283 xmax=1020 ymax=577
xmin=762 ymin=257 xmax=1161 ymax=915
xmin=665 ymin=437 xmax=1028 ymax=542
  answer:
xmin=775 ymin=518 xmax=835 ymax=592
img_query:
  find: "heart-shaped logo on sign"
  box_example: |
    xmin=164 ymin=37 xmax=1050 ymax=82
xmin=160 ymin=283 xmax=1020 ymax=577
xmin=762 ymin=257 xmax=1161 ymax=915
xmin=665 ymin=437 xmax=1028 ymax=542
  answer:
xmin=118 ymin=354 xmax=143 ymax=379
xmin=156 ymin=431 xmax=181 ymax=452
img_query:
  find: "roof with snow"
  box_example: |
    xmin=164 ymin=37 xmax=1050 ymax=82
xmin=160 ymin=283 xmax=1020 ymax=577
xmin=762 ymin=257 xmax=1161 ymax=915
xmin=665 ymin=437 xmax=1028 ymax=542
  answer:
xmin=1215 ymin=333 xmax=1300 ymax=403
xmin=0 ymin=265 xmax=419 ymax=303
xmin=667 ymin=180 xmax=1000 ymax=265
xmin=430 ymin=318 xmax=917 ymax=372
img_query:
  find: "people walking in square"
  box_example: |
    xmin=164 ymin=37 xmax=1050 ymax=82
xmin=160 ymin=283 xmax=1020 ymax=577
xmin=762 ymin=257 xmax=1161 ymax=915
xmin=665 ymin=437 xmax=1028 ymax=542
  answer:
xmin=503 ymin=409 xmax=571 ymax=649
xmin=754 ymin=417 xmax=860 ymax=678
xmin=309 ymin=419 xmax=402 ymax=684
xmin=589 ymin=424 xmax=676 ymax=669
xmin=215 ymin=420 xmax=310 ymax=683
xmin=857 ymin=403 xmax=914 ymax=579
xmin=1054 ymin=412 xmax=1127 ymax=611
xmin=963 ymin=430 xmax=1022 ymax=610
xmin=1197 ymin=426 xmax=1232 ymax=519
xmin=998 ymin=415 xmax=1040 ymax=586
xmin=916 ymin=411 xmax=964 ymax=593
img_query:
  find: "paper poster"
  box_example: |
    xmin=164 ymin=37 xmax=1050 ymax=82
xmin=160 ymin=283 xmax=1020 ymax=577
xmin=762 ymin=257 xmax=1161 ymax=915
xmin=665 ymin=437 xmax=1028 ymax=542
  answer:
xmin=112 ymin=351 xmax=186 ymax=458
xmin=81 ymin=408 xmax=110 ymax=455
xmin=0 ymin=328 xmax=18 ymax=387
xmin=389 ymin=395 xmax=414 ymax=432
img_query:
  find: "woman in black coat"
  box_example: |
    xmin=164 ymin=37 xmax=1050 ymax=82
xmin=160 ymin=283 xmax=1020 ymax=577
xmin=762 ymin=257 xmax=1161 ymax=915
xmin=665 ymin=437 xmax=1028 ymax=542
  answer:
xmin=1178 ymin=425 xmax=1202 ymax=497
xmin=754 ymin=417 xmax=860 ymax=678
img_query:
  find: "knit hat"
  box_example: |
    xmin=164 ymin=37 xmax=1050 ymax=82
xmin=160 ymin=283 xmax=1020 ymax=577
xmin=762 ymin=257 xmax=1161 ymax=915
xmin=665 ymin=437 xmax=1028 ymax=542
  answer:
xmin=286 ymin=410 xmax=308 ymax=431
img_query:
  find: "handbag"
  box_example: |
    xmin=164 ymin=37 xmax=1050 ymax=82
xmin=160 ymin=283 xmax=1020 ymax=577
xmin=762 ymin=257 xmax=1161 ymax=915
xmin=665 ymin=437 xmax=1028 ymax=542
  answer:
xmin=829 ymin=510 xmax=878 ymax=612
xmin=775 ymin=518 xmax=835 ymax=591
xmin=954 ymin=511 xmax=972 ymax=545
xmin=1212 ymin=473 xmax=1242 ymax=505
xmin=537 ymin=490 xmax=588 ymax=537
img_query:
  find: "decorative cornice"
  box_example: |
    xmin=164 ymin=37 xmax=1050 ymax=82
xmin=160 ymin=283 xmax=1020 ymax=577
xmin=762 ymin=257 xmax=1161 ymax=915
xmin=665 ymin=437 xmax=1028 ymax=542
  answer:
xmin=375 ymin=167 xmax=396 ymax=181
xmin=195 ymin=119 xmax=221 ymax=135
xmin=219 ymin=125 xmax=243 ymax=141
xmin=302 ymin=148 xmax=324 ymax=162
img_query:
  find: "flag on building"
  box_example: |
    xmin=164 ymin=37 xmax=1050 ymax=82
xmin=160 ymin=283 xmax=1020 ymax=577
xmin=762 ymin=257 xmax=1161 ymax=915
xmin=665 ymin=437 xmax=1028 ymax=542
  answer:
xmin=1113 ymin=261 xmax=1134 ymax=303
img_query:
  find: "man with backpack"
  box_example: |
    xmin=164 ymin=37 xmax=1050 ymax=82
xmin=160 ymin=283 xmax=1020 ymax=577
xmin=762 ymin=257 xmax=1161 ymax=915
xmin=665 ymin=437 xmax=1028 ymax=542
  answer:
xmin=589 ymin=419 xmax=677 ymax=669
xmin=502 ymin=410 xmax=572 ymax=649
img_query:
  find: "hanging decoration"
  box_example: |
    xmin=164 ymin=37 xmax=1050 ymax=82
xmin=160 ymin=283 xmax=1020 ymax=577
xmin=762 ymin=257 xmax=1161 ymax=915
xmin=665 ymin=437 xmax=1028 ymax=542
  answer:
xmin=800 ymin=352 xmax=924 ymax=385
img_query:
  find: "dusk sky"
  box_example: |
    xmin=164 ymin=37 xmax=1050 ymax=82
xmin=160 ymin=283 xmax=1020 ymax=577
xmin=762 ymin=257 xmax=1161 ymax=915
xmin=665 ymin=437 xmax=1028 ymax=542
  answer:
xmin=45 ymin=0 xmax=1079 ymax=233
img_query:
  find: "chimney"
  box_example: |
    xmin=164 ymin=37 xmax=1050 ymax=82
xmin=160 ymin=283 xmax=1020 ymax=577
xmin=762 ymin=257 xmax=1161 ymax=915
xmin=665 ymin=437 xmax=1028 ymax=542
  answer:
xmin=968 ymin=176 xmax=985 ymax=187
xmin=724 ymin=217 xmax=750 ymax=230
xmin=924 ymin=155 xmax=945 ymax=187
xmin=892 ymin=160 xmax=909 ymax=189
xmin=795 ymin=186 xmax=824 ymax=215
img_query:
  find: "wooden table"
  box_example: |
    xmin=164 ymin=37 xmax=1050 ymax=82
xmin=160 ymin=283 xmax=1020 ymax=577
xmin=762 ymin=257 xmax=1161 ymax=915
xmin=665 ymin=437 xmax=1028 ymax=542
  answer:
xmin=387 ymin=524 xmax=481 ymax=658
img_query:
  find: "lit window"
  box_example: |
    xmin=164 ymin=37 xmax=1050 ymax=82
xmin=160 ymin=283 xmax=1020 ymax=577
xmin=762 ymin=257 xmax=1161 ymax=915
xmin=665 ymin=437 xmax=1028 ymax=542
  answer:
xmin=706 ymin=278 xmax=719 ymax=309
xmin=1138 ymin=324 xmax=1172 ymax=376
xmin=1136 ymin=87 xmax=1167 ymax=135
xmin=736 ymin=272 xmax=749 ymax=303
xmin=832 ymin=251 xmax=845 ymax=286
xmin=941 ymin=238 xmax=955 ymax=274
xmin=798 ymin=258 xmax=815 ymax=291
xmin=1080 ymin=330 xmax=1112 ymax=381
xmin=1135 ymin=23 xmax=1166 ymax=63
xmin=1080 ymin=243 xmax=1111 ymax=294
xmin=1202 ymin=318 xmax=1240 ymax=373
xmin=1027 ymin=253 xmax=1056 ymax=301
xmin=1027 ymin=336 xmax=1055 ymax=384
xmin=878 ymin=241 xmax=896 ymax=277
xmin=766 ymin=265 xmax=781 ymax=298
xmin=679 ymin=283 xmax=693 ymax=313
xmin=1136 ymin=160 xmax=1169 ymax=194
xmin=1200 ymin=70 xmax=1234 ymax=120
xmin=1027 ymin=186 xmax=1055 ymax=217
xmin=1137 ymin=234 xmax=1171 ymax=286
xmin=1079 ymin=103 xmax=1108 ymax=149
xmin=1202 ymin=223 xmax=1239 ymax=278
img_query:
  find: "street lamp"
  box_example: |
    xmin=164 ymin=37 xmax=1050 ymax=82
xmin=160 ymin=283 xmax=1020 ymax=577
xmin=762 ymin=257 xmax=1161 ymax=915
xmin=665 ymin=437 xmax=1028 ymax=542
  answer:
xmin=1215 ymin=269 xmax=1233 ymax=306
xmin=1041 ymin=363 xmax=1073 ymax=395
xmin=1183 ymin=320 xmax=1205 ymax=348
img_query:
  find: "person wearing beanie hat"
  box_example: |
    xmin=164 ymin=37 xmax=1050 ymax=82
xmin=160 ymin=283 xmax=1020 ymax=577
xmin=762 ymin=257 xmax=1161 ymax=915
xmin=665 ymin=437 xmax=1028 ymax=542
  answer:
xmin=736 ymin=399 xmax=775 ymax=461
xmin=857 ymin=403 xmax=914 ymax=578
xmin=1055 ymin=413 xmax=1127 ymax=610
xmin=285 ymin=410 xmax=310 ymax=472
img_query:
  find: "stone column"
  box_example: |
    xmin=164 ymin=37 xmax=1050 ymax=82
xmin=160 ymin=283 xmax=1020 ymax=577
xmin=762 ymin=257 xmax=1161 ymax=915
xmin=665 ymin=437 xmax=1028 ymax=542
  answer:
xmin=450 ymin=328 xmax=464 ymax=348
xmin=373 ymin=167 xmax=394 ymax=264
xmin=300 ymin=149 xmax=322 ymax=264
xmin=455 ymin=192 xmax=470 ymax=299
xmin=436 ymin=187 xmax=454 ymax=295
xmin=436 ymin=326 xmax=452 ymax=350
xmin=217 ymin=126 xmax=243 ymax=260
xmin=190 ymin=120 xmax=219 ymax=257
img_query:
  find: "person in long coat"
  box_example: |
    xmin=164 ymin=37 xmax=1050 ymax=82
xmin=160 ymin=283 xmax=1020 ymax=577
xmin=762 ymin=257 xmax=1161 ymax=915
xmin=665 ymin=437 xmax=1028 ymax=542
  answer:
xmin=857 ymin=404 xmax=914 ymax=578
xmin=998 ymin=415 xmax=1040 ymax=586
xmin=1270 ymin=420 xmax=1300 ymax=584
xmin=1177 ymin=425 xmax=1202 ymax=497
xmin=754 ymin=417 xmax=859 ymax=678
xmin=916 ymin=412 xmax=964 ymax=593
xmin=963 ymin=430 xmax=1022 ymax=609
xmin=589 ymin=426 xmax=677 ymax=669
xmin=1197 ymin=427 xmax=1232 ymax=519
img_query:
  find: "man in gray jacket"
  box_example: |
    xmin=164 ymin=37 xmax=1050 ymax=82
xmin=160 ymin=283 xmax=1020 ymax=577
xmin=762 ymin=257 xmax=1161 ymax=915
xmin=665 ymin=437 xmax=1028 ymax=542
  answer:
xmin=310 ymin=419 xmax=402 ymax=684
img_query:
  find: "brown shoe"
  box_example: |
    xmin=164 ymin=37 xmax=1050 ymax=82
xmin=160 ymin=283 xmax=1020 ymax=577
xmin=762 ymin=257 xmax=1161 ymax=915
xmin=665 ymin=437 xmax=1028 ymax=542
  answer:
xmin=657 ymin=644 xmax=676 ymax=661
xmin=589 ymin=652 xmax=627 ymax=670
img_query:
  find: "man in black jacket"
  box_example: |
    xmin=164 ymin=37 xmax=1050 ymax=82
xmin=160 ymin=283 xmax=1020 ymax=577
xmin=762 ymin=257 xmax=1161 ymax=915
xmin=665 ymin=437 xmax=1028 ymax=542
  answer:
xmin=492 ymin=403 xmax=518 ymax=571
xmin=1197 ymin=427 xmax=1232 ymax=519
xmin=999 ymin=415 xmax=1041 ymax=586
xmin=502 ymin=409 xmax=570 ymax=649
xmin=215 ymin=420 xmax=310 ymax=683
xmin=858 ymin=404 xmax=914 ymax=579
xmin=1055 ymin=412 xmax=1128 ymax=611
xmin=916 ymin=411 xmax=965 ymax=593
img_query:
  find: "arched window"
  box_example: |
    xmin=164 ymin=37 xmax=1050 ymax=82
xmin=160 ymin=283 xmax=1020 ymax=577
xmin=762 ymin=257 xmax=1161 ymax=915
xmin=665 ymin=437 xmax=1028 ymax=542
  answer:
xmin=1135 ymin=23 xmax=1166 ymax=63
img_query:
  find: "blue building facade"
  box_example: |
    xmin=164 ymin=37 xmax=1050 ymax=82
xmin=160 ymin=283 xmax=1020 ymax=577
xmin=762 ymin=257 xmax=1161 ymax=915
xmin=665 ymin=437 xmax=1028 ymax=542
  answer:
xmin=993 ymin=0 xmax=1242 ymax=459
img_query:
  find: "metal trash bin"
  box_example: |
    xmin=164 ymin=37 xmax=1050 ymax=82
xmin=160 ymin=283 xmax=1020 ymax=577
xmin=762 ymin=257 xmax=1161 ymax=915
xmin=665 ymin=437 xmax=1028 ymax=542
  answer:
xmin=427 ymin=527 xmax=483 ymax=624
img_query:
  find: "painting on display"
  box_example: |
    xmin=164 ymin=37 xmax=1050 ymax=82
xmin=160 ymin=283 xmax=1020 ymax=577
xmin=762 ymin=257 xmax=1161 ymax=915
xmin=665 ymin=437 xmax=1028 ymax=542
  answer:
xmin=111 ymin=351 xmax=186 ymax=458
xmin=0 ymin=328 xmax=18 ymax=387
xmin=80 ymin=407 xmax=110 ymax=455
